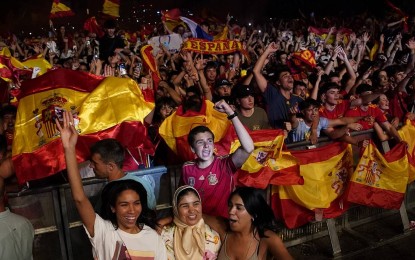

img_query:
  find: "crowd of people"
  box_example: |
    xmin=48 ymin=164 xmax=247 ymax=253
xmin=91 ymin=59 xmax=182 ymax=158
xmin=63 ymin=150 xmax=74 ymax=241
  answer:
xmin=1 ymin=5 xmax=415 ymax=259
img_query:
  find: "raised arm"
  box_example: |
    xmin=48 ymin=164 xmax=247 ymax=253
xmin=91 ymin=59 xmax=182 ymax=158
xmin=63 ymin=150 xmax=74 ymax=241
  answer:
xmin=214 ymin=100 xmax=254 ymax=168
xmin=253 ymin=42 xmax=279 ymax=93
xmin=56 ymin=111 xmax=96 ymax=236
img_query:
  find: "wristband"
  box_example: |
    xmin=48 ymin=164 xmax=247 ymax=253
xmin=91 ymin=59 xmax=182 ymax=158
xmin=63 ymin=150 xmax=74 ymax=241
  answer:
xmin=227 ymin=111 xmax=238 ymax=120
xmin=330 ymin=58 xmax=336 ymax=62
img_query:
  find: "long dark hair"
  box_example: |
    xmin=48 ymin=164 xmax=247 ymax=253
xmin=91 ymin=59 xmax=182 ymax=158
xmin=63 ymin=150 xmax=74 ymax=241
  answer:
xmin=229 ymin=187 xmax=280 ymax=238
xmin=100 ymin=180 xmax=157 ymax=230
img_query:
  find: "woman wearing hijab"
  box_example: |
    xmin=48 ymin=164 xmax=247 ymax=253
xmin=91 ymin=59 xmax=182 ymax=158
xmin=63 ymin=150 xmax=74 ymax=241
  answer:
xmin=161 ymin=185 xmax=221 ymax=259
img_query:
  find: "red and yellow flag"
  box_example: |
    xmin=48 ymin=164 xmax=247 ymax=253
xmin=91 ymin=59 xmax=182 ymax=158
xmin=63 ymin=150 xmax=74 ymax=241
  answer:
xmin=0 ymin=47 xmax=32 ymax=83
xmin=271 ymin=142 xmax=354 ymax=228
xmin=21 ymin=55 xmax=52 ymax=76
xmin=216 ymin=128 xmax=303 ymax=188
xmin=308 ymin=26 xmax=352 ymax=45
xmin=161 ymin=8 xmax=186 ymax=33
xmin=140 ymin=45 xmax=160 ymax=103
xmin=345 ymin=141 xmax=409 ymax=210
xmin=399 ymin=119 xmax=415 ymax=183
xmin=159 ymin=100 xmax=230 ymax=162
xmin=12 ymin=69 xmax=154 ymax=184
xmin=102 ymin=0 xmax=120 ymax=18
xmin=49 ymin=0 xmax=75 ymax=19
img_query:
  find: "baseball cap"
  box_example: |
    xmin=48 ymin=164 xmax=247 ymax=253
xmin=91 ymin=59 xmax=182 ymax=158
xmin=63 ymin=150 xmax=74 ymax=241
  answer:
xmin=215 ymin=79 xmax=232 ymax=89
xmin=232 ymin=85 xmax=255 ymax=98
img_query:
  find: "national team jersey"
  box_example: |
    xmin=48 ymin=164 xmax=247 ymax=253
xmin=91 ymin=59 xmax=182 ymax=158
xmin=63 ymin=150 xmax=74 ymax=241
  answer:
xmin=319 ymin=100 xmax=350 ymax=119
xmin=344 ymin=104 xmax=387 ymax=130
xmin=181 ymin=155 xmax=237 ymax=218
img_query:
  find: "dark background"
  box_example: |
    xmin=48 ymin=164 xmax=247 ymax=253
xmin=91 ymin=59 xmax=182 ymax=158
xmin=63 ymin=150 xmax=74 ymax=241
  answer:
xmin=1 ymin=0 xmax=414 ymax=35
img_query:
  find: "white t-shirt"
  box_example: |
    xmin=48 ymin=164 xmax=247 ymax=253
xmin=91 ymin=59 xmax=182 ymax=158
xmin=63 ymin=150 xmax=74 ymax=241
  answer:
xmin=85 ymin=214 xmax=167 ymax=260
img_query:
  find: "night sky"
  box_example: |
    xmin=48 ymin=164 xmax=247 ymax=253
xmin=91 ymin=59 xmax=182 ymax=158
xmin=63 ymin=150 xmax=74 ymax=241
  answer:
xmin=1 ymin=0 xmax=414 ymax=35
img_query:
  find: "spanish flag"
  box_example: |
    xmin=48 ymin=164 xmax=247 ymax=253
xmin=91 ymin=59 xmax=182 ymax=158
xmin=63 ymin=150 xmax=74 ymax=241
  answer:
xmin=159 ymin=99 xmax=230 ymax=162
xmin=399 ymin=119 xmax=415 ymax=183
xmin=12 ymin=69 xmax=154 ymax=184
xmin=49 ymin=0 xmax=75 ymax=19
xmin=161 ymin=8 xmax=186 ymax=33
xmin=308 ymin=26 xmax=352 ymax=45
xmin=271 ymin=142 xmax=354 ymax=228
xmin=345 ymin=141 xmax=409 ymax=210
xmin=102 ymin=0 xmax=120 ymax=18
xmin=21 ymin=55 xmax=52 ymax=76
xmin=140 ymin=45 xmax=160 ymax=103
xmin=216 ymin=128 xmax=303 ymax=188
xmin=0 ymin=47 xmax=32 ymax=83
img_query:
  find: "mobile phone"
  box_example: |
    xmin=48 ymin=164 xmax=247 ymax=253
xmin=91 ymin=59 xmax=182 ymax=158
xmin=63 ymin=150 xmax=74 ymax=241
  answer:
xmin=134 ymin=63 xmax=142 ymax=78
xmin=119 ymin=63 xmax=127 ymax=76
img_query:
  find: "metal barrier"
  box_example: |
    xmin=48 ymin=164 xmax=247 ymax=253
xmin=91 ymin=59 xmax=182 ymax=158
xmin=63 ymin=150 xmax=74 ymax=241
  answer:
xmin=6 ymin=131 xmax=415 ymax=259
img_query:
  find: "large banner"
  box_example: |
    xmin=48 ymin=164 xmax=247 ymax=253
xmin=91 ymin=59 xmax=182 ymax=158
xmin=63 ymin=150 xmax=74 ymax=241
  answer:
xmin=12 ymin=69 xmax=155 ymax=184
xmin=182 ymin=39 xmax=244 ymax=55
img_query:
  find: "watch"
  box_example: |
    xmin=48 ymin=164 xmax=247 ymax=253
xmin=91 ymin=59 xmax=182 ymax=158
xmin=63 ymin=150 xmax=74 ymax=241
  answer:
xmin=227 ymin=111 xmax=238 ymax=120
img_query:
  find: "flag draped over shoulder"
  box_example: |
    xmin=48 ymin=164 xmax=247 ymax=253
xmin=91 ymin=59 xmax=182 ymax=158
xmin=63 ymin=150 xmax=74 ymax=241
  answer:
xmin=345 ymin=141 xmax=410 ymax=209
xmin=216 ymin=128 xmax=303 ymax=188
xmin=49 ymin=0 xmax=75 ymax=19
xmin=102 ymin=0 xmax=120 ymax=18
xmin=271 ymin=142 xmax=354 ymax=228
xmin=12 ymin=69 xmax=154 ymax=184
xmin=159 ymin=100 xmax=230 ymax=162
xmin=0 ymin=47 xmax=32 ymax=83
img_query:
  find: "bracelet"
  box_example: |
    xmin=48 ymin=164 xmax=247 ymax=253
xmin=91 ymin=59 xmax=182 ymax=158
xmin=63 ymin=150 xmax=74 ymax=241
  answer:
xmin=227 ymin=111 xmax=238 ymax=120
xmin=330 ymin=58 xmax=336 ymax=62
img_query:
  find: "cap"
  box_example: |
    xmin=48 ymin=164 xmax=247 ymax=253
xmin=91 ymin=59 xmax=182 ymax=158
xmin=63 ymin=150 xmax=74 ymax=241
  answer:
xmin=232 ymin=85 xmax=255 ymax=98
xmin=215 ymin=79 xmax=232 ymax=89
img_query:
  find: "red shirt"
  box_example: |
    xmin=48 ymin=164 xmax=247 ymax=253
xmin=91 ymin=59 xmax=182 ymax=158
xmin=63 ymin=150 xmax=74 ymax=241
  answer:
xmin=181 ymin=155 xmax=237 ymax=218
xmin=344 ymin=104 xmax=387 ymax=130
xmin=319 ymin=100 xmax=350 ymax=120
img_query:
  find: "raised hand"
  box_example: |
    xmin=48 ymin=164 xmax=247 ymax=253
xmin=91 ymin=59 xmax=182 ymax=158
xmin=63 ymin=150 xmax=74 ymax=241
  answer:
xmin=55 ymin=111 xmax=78 ymax=150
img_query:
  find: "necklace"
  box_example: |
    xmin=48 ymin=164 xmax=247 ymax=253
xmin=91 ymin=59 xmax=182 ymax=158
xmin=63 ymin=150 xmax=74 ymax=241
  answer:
xmin=244 ymin=235 xmax=256 ymax=259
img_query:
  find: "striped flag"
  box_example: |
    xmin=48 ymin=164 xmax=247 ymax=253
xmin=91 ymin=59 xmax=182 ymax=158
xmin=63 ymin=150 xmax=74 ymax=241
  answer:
xmin=49 ymin=0 xmax=75 ymax=19
xmin=345 ymin=141 xmax=410 ymax=209
xmin=399 ymin=119 xmax=415 ymax=183
xmin=271 ymin=142 xmax=354 ymax=228
xmin=180 ymin=16 xmax=213 ymax=41
xmin=159 ymin=99 xmax=230 ymax=162
xmin=102 ymin=0 xmax=120 ymax=18
xmin=12 ymin=69 xmax=155 ymax=184
xmin=0 ymin=47 xmax=32 ymax=83
xmin=140 ymin=45 xmax=160 ymax=103
xmin=216 ymin=128 xmax=303 ymax=188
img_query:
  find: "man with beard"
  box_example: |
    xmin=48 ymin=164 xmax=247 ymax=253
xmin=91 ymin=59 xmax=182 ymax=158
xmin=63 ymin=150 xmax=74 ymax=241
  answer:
xmin=253 ymin=42 xmax=303 ymax=130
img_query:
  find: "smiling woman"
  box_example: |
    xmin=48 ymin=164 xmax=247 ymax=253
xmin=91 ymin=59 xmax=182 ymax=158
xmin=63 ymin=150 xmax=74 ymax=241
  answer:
xmin=56 ymin=110 xmax=166 ymax=260
xmin=161 ymin=185 xmax=221 ymax=259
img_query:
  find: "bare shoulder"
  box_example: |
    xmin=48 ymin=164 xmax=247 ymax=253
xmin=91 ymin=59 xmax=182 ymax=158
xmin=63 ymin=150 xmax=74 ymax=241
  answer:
xmin=262 ymin=230 xmax=294 ymax=260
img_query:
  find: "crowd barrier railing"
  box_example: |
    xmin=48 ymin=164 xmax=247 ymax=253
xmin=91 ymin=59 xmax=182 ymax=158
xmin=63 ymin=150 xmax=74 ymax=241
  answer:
xmin=6 ymin=130 xmax=415 ymax=259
